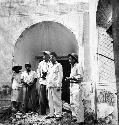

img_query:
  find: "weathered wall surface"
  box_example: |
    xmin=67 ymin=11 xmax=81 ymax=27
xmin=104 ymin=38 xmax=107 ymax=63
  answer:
xmin=0 ymin=0 xmax=88 ymax=86
xmin=112 ymin=0 xmax=119 ymax=121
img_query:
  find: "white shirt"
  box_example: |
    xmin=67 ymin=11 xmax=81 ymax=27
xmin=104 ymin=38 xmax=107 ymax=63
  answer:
xmin=12 ymin=73 xmax=21 ymax=89
xmin=70 ymin=63 xmax=83 ymax=80
xmin=47 ymin=61 xmax=63 ymax=88
xmin=37 ymin=60 xmax=50 ymax=85
xmin=21 ymin=70 xmax=37 ymax=84
xmin=70 ymin=63 xmax=83 ymax=91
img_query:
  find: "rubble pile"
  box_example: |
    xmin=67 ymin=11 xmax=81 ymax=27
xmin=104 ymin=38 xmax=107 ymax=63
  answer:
xmin=8 ymin=111 xmax=73 ymax=125
xmin=0 ymin=102 xmax=77 ymax=125
xmin=0 ymin=104 xmax=114 ymax=125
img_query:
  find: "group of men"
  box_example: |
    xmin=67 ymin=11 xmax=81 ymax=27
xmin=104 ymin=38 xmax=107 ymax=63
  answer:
xmin=11 ymin=51 xmax=84 ymax=125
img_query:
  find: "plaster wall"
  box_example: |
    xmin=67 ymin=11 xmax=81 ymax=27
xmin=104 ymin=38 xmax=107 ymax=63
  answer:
xmin=0 ymin=0 xmax=88 ymax=84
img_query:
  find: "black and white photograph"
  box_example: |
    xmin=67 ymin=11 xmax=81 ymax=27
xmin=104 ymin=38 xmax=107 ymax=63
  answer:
xmin=0 ymin=0 xmax=117 ymax=125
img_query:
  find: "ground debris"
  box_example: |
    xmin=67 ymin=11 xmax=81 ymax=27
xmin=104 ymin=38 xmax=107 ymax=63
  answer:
xmin=0 ymin=106 xmax=113 ymax=125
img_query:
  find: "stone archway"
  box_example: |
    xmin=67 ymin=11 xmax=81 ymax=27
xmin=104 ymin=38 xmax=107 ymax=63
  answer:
xmin=14 ymin=21 xmax=79 ymax=103
xmin=14 ymin=21 xmax=78 ymax=70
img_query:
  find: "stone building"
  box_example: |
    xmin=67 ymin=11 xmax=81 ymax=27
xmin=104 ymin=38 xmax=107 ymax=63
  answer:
xmin=0 ymin=0 xmax=118 ymax=124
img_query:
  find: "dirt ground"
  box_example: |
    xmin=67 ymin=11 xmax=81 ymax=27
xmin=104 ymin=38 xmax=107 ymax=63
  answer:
xmin=0 ymin=108 xmax=111 ymax=125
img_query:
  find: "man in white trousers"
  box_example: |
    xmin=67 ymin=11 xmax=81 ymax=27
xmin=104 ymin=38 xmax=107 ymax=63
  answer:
xmin=67 ymin=53 xmax=84 ymax=125
xmin=46 ymin=52 xmax=63 ymax=119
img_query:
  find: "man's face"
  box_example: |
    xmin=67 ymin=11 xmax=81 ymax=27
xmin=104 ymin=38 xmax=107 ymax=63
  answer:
xmin=43 ymin=54 xmax=50 ymax=62
xmin=50 ymin=55 xmax=56 ymax=63
xmin=68 ymin=56 xmax=75 ymax=64
xmin=25 ymin=66 xmax=31 ymax=72
xmin=15 ymin=70 xmax=21 ymax=73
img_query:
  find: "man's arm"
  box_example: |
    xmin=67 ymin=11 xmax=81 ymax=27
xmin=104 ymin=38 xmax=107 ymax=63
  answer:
xmin=29 ymin=71 xmax=37 ymax=86
xmin=29 ymin=78 xmax=37 ymax=86
xmin=72 ymin=64 xmax=83 ymax=83
xmin=21 ymin=72 xmax=30 ymax=87
xmin=66 ymin=64 xmax=83 ymax=83
xmin=37 ymin=63 xmax=41 ymax=78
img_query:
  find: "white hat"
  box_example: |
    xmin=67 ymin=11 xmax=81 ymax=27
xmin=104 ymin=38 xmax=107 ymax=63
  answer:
xmin=43 ymin=51 xmax=51 ymax=55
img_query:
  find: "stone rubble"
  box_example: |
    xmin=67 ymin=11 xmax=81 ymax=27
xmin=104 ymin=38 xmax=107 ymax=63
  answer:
xmin=8 ymin=111 xmax=73 ymax=125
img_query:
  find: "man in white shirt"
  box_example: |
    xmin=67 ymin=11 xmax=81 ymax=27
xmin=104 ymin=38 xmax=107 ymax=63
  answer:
xmin=67 ymin=53 xmax=84 ymax=125
xmin=46 ymin=52 xmax=63 ymax=119
xmin=21 ymin=63 xmax=37 ymax=113
xmin=37 ymin=51 xmax=50 ymax=115
xmin=11 ymin=65 xmax=22 ymax=111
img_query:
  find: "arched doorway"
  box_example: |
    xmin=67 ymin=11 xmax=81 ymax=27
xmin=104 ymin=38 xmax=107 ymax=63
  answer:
xmin=14 ymin=21 xmax=78 ymax=103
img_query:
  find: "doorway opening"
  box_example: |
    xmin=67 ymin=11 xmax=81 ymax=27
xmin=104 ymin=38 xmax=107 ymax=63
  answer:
xmin=14 ymin=21 xmax=78 ymax=70
xmin=58 ymin=59 xmax=71 ymax=103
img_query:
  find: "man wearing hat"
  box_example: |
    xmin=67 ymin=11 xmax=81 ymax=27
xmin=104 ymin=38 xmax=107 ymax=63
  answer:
xmin=11 ymin=65 xmax=22 ymax=112
xmin=46 ymin=52 xmax=63 ymax=119
xmin=21 ymin=62 xmax=37 ymax=113
xmin=67 ymin=53 xmax=84 ymax=124
xmin=37 ymin=51 xmax=51 ymax=115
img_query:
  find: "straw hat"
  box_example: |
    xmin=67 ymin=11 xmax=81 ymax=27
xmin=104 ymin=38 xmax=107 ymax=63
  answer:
xmin=12 ymin=66 xmax=22 ymax=72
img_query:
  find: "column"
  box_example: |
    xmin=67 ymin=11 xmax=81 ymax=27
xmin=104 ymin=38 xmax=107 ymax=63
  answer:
xmin=89 ymin=0 xmax=99 ymax=118
xmin=89 ymin=0 xmax=98 ymax=84
xmin=112 ymin=0 xmax=119 ymax=122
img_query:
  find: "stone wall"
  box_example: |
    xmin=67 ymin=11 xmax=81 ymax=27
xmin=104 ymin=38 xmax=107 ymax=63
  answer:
xmin=112 ymin=0 xmax=119 ymax=121
xmin=0 ymin=0 xmax=88 ymax=86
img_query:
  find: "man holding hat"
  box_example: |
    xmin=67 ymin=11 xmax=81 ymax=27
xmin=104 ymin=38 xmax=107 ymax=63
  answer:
xmin=67 ymin=53 xmax=84 ymax=124
xmin=21 ymin=62 xmax=37 ymax=113
xmin=46 ymin=52 xmax=63 ymax=119
xmin=37 ymin=51 xmax=51 ymax=115
xmin=11 ymin=65 xmax=22 ymax=112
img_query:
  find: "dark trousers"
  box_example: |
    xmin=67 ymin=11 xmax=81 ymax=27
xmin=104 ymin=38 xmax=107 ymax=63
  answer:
xmin=22 ymin=85 xmax=28 ymax=112
xmin=22 ymin=84 xmax=37 ymax=113
xmin=38 ymin=84 xmax=48 ymax=115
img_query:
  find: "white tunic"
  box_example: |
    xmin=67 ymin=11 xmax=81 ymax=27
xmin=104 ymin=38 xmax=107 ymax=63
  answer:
xmin=47 ymin=61 xmax=63 ymax=117
xmin=70 ymin=63 xmax=84 ymax=123
xmin=11 ymin=72 xmax=22 ymax=102
xmin=70 ymin=63 xmax=83 ymax=92
xmin=21 ymin=70 xmax=37 ymax=85
xmin=37 ymin=60 xmax=50 ymax=85
xmin=12 ymin=72 xmax=21 ymax=89
xmin=47 ymin=62 xmax=63 ymax=88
